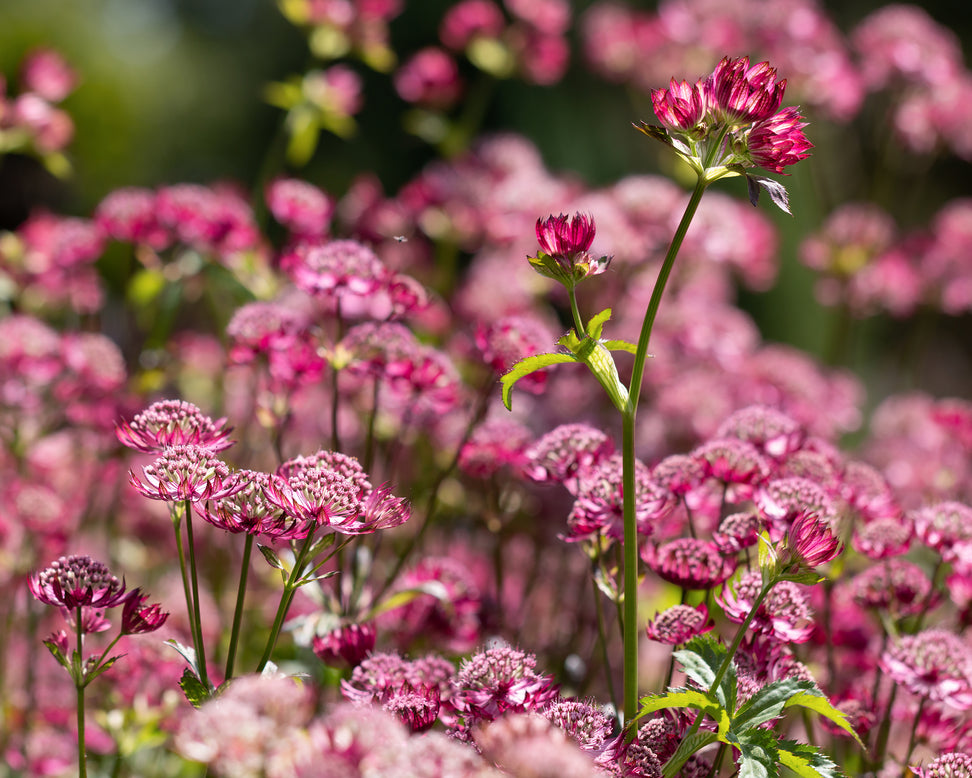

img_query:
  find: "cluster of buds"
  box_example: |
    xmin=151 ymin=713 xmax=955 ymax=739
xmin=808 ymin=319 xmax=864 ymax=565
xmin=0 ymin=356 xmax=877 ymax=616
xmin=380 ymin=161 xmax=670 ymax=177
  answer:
xmin=527 ymin=212 xmax=611 ymax=290
xmin=639 ymin=56 xmax=812 ymax=188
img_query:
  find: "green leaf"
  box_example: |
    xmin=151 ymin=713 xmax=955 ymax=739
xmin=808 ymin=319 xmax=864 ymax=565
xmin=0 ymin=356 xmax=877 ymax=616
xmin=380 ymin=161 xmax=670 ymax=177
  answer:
xmin=586 ymin=307 xmax=613 ymax=340
xmin=784 ymin=690 xmax=865 ymax=748
xmin=676 ymin=635 xmax=736 ymax=710
xmin=179 ymin=668 xmax=212 ymax=709
xmin=42 ymin=638 xmax=70 ymax=672
xmin=501 ymin=352 xmax=577 ymax=410
xmin=363 ymin=580 xmax=455 ymax=621
xmin=734 ymin=678 xmax=816 ymax=731
xmin=602 ymin=339 xmax=638 ymax=354
xmin=637 ymin=687 xmax=722 ymax=718
xmin=84 ymin=654 xmax=123 ymax=685
xmin=164 ymin=639 xmax=199 ymax=676
xmin=661 ymin=730 xmax=719 ymax=778
xmin=776 ymin=740 xmax=844 ymax=778
xmin=746 ymin=174 xmax=792 ymax=215
xmin=737 ymin=727 xmax=781 ymax=778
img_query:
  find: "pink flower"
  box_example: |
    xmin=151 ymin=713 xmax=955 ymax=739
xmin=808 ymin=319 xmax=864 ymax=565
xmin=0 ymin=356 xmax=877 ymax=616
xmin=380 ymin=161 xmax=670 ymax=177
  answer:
xmin=115 ymin=399 xmax=233 ymax=453
xmin=475 ymin=314 xmax=556 ymax=394
xmin=120 ymin=589 xmax=169 ymax=634
xmin=529 ymin=212 xmax=611 ymax=287
xmin=129 ymin=445 xmax=241 ymax=503
xmin=881 ymin=629 xmax=972 ymax=710
xmin=261 ymin=468 xmax=361 ymax=540
xmin=782 ymin=512 xmax=842 ymax=569
xmin=745 ymin=106 xmax=813 ymax=174
xmin=641 ymin=538 xmax=735 ymax=590
xmin=719 ymin=570 xmax=814 ymax=643
xmin=312 ymin=622 xmax=376 ymax=668
xmin=265 ymin=178 xmax=333 ymax=239
xmin=94 ymin=187 xmax=170 ymax=249
xmin=439 ymin=0 xmax=505 ymax=51
xmin=28 ymin=555 xmax=128 ymax=610
xmin=651 ymin=77 xmax=707 ymax=135
xmin=913 ymin=752 xmax=972 ymax=778
xmin=645 ymin=603 xmax=712 ymax=645
xmin=283 ymin=239 xmax=387 ymax=299
xmin=706 ymin=57 xmax=787 ymax=126
xmin=525 ymin=423 xmax=614 ymax=494
xmin=394 ymin=48 xmax=463 ymax=110
xmin=20 ymin=48 xmax=77 ymax=103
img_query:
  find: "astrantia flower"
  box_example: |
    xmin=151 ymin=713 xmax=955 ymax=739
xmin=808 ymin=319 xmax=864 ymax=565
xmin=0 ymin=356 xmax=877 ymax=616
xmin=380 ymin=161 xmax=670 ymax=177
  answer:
xmin=706 ymin=56 xmax=787 ymax=126
xmin=129 ymin=445 xmax=241 ymax=503
xmin=528 ymin=212 xmax=611 ymax=288
xmin=473 ymin=713 xmax=602 ymax=777
xmin=312 ymin=622 xmax=376 ymax=668
xmin=641 ymin=538 xmax=735 ymax=591
xmin=525 ymin=423 xmax=614 ymax=494
xmin=645 ymin=603 xmax=712 ymax=645
xmin=475 ymin=314 xmax=556 ymax=395
xmin=283 ymin=239 xmax=386 ymax=300
xmin=120 ymin=589 xmax=169 ymax=635
xmin=744 ymin=106 xmax=814 ymax=174
xmin=692 ymin=438 xmax=770 ymax=498
xmin=881 ymin=629 xmax=972 ymax=710
xmin=261 ymin=467 xmax=361 ymax=540
xmin=194 ymin=470 xmax=279 ymax=535
xmin=851 ymin=558 xmax=934 ymax=619
xmin=451 ymin=646 xmax=559 ymax=728
xmin=780 ymin=512 xmax=842 ymax=569
xmin=652 ymin=77 xmax=707 ymax=136
xmin=540 ymin=698 xmax=615 ymax=755
xmin=912 ymin=501 xmax=972 ymax=558
xmin=914 ymin=752 xmax=972 ymax=778
xmin=715 ymin=405 xmax=805 ymax=460
xmin=29 ymin=555 xmax=128 ymax=610
xmin=852 ymin=515 xmax=913 ymax=559
xmin=720 ymin=570 xmax=814 ymax=643
xmin=115 ymin=399 xmax=233 ymax=453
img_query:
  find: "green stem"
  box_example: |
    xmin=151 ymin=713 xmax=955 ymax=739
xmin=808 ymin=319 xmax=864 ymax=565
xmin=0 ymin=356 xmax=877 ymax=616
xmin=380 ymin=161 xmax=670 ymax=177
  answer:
xmin=75 ymin=609 xmax=87 ymax=778
xmin=257 ymin=534 xmax=315 ymax=672
xmin=363 ymin=377 xmax=382 ymax=474
xmin=620 ymin=175 xmax=708 ymax=731
xmin=568 ymin=285 xmax=586 ymax=337
xmin=172 ymin=505 xmax=203 ymax=680
xmin=902 ymin=696 xmax=927 ymax=774
xmin=224 ymin=533 xmax=254 ymax=681
xmin=591 ymin=556 xmax=620 ymax=717
xmin=331 ymin=299 xmax=344 ymax=453
xmin=184 ymin=500 xmax=210 ymax=689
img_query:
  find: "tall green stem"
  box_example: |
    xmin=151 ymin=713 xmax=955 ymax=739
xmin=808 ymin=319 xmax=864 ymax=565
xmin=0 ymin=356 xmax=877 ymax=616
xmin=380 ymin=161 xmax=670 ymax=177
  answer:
xmin=224 ymin=533 xmax=254 ymax=681
xmin=172 ymin=506 xmax=203 ymax=681
xmin=75 ymin=608 xmax=87 ymax=778
xmin=184 ymin=500 xmax=210 ymax=689
xmin=568 ymin=286 xmax=586 ymax=337
xmin=621 ymin=175 xmax=708 ymax=727
xmin=257 ymin=534 xmax=315 ymax=672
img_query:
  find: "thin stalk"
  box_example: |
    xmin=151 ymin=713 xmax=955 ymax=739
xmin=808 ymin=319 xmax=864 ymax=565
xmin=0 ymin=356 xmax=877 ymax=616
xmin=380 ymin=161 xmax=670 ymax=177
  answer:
xmin=257 ymin=534 xmax=315 ymax=672
xmin=363 ymin=377 xmax=382 ymax=474
xmin=183 ymin=500 xmax=210 ymax=689
xmin=75 ymin=608 xmax=87 ymax=778
xmin=591 ymin=556 xmax=620 ymax=716
xmin=568 ymin=285 xmax=586 ymax=337
xmin=620 ymin=175 xmax=709 ymax=730
xmin=224 ymin=533 xmax=255 ymax=681
xmin=902 ymin=696 xmax=927 ymax=774
xmin=331 ymin=299 xmax=344 ymax=453
xmin=171 ymin=506 xmax=202 ymax=679
xmin=872 ymin=683 xmax=899 ymax=770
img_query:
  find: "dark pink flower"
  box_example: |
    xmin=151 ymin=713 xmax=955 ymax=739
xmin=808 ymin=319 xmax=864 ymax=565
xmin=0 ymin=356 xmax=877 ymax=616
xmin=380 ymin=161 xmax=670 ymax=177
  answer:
xmin=851 ymin=559 xmax=934 ymax=619
xmin=642 ymin=538 xmax=735 ymax=590
xmin=645 ymin=603 xmax=712 ymax=645
xmin=745 ymin=106 xmax=813 ymax=174
xmin=755 ymin=477 xmax=836 ymax=541
xmin=115 ymin=400 xmax=233 ymax=453
xmin=707 ymin=57 xmax=787 ymax=126
xmin=459 ymin=417 xmax=532 ymax=479
xmin=525 ymin=423 xmax=614 ymax=494
xmin=28 ymin=555 xmax=128 ymax=610
xmin=312 ymin=622 xmax=376 ymax=668
xmin=529 ymin=212 xmax=610 ymax=287
xmin=913 ymin=752 xmax=972 ymax=778
xmin=651 ymin=77 xmax=707 ymax=135
xmin=692 ymin=438 xmax=770 ymax=498
xmin=394 ymin=48 xmax=463 ymax=110
xmin=336 ymin=484 xmax=410 ymax=535
xmin=852 ymin=515 xmax=913 ymax=559
xmin=782 ymin=512 xmax=842 ymax=569
xmin=715 ymin=405 xmax=805 ymax=461
xmin=129 ymin=445 xmax=241 ymax=503
xmin=439 ymin=0 xmax=505 ymax=51
xmin=261 ymin=468 xmax=361 ymax=540
xmin=912 ymin=501 xmax=972 ymax=558
xmin=194 ymin=470 xmax=278 ymax=535
xmin=881 ymin=629 xmax=972 ymax=710
xmin=94 ymin=187 xmax=170 ymax=249
xmin=20 ymin=48 xmax=77 ymax=103
xmin=120 ymin=589 xmax=169 ymax=634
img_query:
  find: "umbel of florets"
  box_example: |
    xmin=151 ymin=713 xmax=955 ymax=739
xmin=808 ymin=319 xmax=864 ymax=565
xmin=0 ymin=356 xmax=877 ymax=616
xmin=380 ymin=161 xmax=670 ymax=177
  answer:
xmin=528 ymin=212 xmax=611 ymax=289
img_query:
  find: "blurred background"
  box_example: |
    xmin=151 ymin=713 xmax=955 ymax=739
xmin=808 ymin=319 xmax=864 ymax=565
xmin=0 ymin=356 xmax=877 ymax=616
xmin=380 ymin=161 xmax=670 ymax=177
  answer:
xmin=1 ymin=0 xmax=971 ymax=409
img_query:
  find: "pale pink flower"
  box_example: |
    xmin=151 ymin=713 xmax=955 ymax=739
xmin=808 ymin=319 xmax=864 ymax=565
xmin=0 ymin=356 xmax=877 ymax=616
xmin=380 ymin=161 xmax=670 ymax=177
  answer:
xmin=129 ymin=444 xmax=240 ymax=503
xmin=394 ymin=48 xmax=463 ymax=109
xmin=882 ymin=630 xmax=972 ymax=710
xmin=20 ymin=48 xmax=77 ymax=102
xmin=720 ymin=570 xmax=814 ymax=643
xmin=265 ymin=177 xmax=333 ymax=239
xmin=116 ymin=399 xmax=233 ymax=453
xmin=645 ymin=602 xmax=712 ymax=645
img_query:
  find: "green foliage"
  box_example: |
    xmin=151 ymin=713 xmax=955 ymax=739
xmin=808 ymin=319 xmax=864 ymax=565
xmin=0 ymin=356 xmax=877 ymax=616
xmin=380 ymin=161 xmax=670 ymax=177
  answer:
xmin=178 ymin=668 xmax=212 ymax=709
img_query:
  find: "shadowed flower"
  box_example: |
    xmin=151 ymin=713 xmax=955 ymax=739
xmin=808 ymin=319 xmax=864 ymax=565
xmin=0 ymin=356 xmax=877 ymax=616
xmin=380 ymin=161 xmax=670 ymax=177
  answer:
xmin=115 ymin=399 xmax=233 ymax=453
xmin=744 ymin=106 xmax=814 ymax=174
xmin=641 ymin=538 xmax=735 ymax=591
xmin=715 ymin=405 xmax=805 ymax=460
xmin=474 ymin=713 xmax=602 ymax=778
xmin=881 ymin=629 xmax=972 ymax=710
xmin=525 ymin=423 xmax=614 ymax=494
xmin=29 ymin=554 xmax=128 ymax=610
xmin=852 ymin=515 xmax=913 ymax=559
xmin=645 ymin=603 xmax=712 ymax=645
xmin=195 ymin=470 xmax=279 ymax=535
xmin=283 ymin=239 xmax=386 ymax=300
xmin=851 ymin=558 xmax=935 ymax=620
xmin=312 ymin=622 xmax=376 ymax=669
xmin=120 ymin=589 xmax=169 ymax=635
xmin=912 ymin=501 xmax=972 ymax=559
xmin=529 ymin=212 xmax=611 ymax=288
xmin=129 ymin=445 xmax=241 ymax=503
xmin=476 ymin=314 xmax=556 ymax=395
xmin=539 ymin=698 xmax=614 ymax=756
xmin=459 ymin=417 xmax=532 ymax=479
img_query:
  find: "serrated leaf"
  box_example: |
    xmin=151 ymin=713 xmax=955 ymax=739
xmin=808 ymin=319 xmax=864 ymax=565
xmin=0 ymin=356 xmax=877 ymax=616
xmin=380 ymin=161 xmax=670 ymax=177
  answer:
xmin=635 ymin=688 xmax=725 ymax=737
xmin=746 ymin=174 xmax=792 ymax=215
xmin=586 ymin=307 xmax=613 ymax=340
xmin=554 ymin=331 xmax=628 ymax=412
xmin=735 ymin=678 xmax=816 ymax=731
xmin=258 ymin=544 xmax=284 ymax=570
xmin=737 ymin=727 xmax=781 ymax=778
xmin=633 ymin=122 xmax=671 ymax=145
xmin=661 ymin=731 xmax=719 ymax=778
xmin=602 ymin=339 xmax=638 ymax=354
xmin=179 ymin=668 xmax=212 ymax=708
xmin=776 ymin=739 xmax=844 ymax=778
xmin=784 ymin=690 xmax=865 ymax=748
xmin=675 ymin=635 xmax=735 ymax=709
xmin=501 ymin=352 xmax=577 ymax=410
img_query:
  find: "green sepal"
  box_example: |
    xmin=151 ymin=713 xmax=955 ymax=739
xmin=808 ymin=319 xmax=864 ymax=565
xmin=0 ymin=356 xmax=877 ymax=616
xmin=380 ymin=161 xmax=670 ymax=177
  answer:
xmin=776 ymin=739 xmax=845 ymax=778
xmin=42 ymin=638 xmax=70 ymax=672
xmin=258 ymin=544 xmax=284 ymax=570
xmin=779 ymin=569 xmax=827 ymax=586
xmin=296 ymin=569 xmax=340 ymax=587
xmin=84 ymin=654 xmax=123 ymax=685
xmin=363 ymin=580 xmax=457 ymax=621
xmin=784 ymin=688 xmax=865 ymax=748
xmin=179 ymin=668 xmax=212 ymax=709
xmin=501 ymin=352 xmax=578 ymax=410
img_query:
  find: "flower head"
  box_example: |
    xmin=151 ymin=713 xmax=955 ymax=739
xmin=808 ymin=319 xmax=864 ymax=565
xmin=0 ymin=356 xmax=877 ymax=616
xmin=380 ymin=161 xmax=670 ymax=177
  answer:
xmin=528 ymin=212 xmax=611 ymax=288
xmin=116 ymin=399 xmax=233 ymax=453
xmin=780 ymin=512 xmax=842 ymax=570
xmin=28 ymin=554 xmax=128 ymax=610
xmin=641 ymin=538 xmax=735 ymax=590
xmin=881 ymin=630 xmax=972 ymax=710
xmin=706 ymin=57 xmax=787 ymax=126
xmin=914 ymin=752 xmax=972 ymax=778
xmin=129 ymin=445 xmax=241 ymax=503
xmin=120 ymin=589 xmax=169 ymax=634
xmin=720 ymin=570 xmax=814 ymax=643
xmin=743 ymin=106 xmax=814 ymax=174
xmin=645 ymin=603 xmax=712 ymax=645
xmin=312 ymin=622 xmax=376 ymax=668
xmin=652 ymin=77 xmax=708 ymax=136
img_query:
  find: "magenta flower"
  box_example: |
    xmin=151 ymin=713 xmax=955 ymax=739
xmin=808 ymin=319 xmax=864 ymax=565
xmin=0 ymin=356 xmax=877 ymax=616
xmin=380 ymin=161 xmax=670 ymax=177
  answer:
xmin=707 ymin=57 xmax=787 ymax=126
xmin=525 ymin=423 xmax=614 ymax=494
xmin=283 ymin=239 xmax=387 ymax=299
xmin=528 ymin=212 xmax=611 ymax=287
xmin=265 ymin=177 xmax=333 ymax=239
xmin=851 ymin=558 xmax=935 ymax=619
xmin=312 ymin=622 xmax=376 ymax=668
xmin=913 ymin=752 xmax=972 ymax=778
xmin=641 ymin=538 xmax=736 ymax=590
xmin=475 ymin=314 xmax=556 ymax=395
xmin=651 ymin=77 xmax=708 ymax=135
xmin=115 ymin=399 xmax=233 ymax=453
xmin=129 ymin=445 xmax=241 ymax=503
xmin=781 ymin=512 xmax=842 ymax=569
xmin=120 ymin=589 xmax=169 ymax=635
xmin=261 ymin=468 xmax=361 ymax=540
xmin=335 ymin=485 xmax=410 ymax=535
xmin=194 ymin=470 xmax=279 ymax=535
xmin=28 ymin=555 xmax=128 ymax=610
xmin=720 ymin=570 xmax=814 ymax=643
xmin=745 ymin=106 xmax=813 ymax=174
xmin=881 ymin=629 xmax=972 ymax=710
xmin=645 ymin=603 xmax=712 ymax=645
